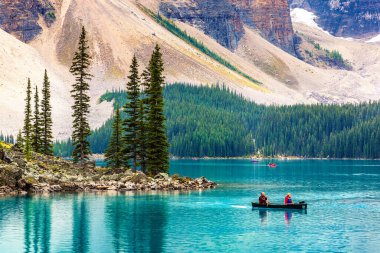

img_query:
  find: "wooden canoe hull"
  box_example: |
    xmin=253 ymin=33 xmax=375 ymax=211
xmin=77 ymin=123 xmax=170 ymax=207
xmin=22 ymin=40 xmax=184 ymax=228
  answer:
xmin=252 ymin=202 xmax=307 ymax=210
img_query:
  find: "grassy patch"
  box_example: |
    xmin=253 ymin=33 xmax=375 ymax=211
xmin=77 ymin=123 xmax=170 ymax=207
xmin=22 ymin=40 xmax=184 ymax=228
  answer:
xmin=0 ymin=141 xmax=12 ymax=150
xmin=307 ymin=38 xmax=352 ymax=70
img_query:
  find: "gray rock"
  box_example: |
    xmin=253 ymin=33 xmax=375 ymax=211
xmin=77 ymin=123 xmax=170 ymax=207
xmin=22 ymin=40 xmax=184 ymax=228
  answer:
xmin=50 ymin=185 xmax=62 ymax=192
xmin=13 ymin=158 xmax=26 ymax=168
xmin=130 ymin=172 xmax=148 ymax=184
xmin=154 ymin=173 xmax=170 ymax=180
xmin=0 ymin=149 xmax=13 ymax=163
xmin=0 ymin=164 xmax=23 ymax=187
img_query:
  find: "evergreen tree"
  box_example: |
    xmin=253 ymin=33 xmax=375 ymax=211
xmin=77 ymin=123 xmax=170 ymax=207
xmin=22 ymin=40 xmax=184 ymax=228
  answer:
xmin=23 ymin=78 xmax=32 ymax=160
xmin=145 ymin=45 xmax=169 ymax=175
xmin=105 ymin=107 xmax=123 ymax=169
xmin=40 ymin=70 xmax=53 ymax=155
xmin=32 ymin=86 xmax=42 ymax=153
xmin=16 ymin=130 xmax=24 ymax=149
xmin=70 ymin=26 xmax=92 ymax=165
xmin=137 ymin=99 xmax=147 ymax=173
xmin=122 ymin=55 xmax=141 ymax=172
xmin=138 ymin=68 xmax=151 ymax=173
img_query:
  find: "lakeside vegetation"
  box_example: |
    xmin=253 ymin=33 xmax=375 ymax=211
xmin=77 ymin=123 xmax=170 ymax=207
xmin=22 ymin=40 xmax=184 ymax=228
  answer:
xmin=53 ymin=84 xmax=380 ymax=159
xmin=4 ymin=27 xmax=170 ymax=176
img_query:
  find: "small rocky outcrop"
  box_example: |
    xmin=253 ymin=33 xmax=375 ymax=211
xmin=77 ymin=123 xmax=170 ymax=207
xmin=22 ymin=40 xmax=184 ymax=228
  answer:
xmin=0 ymin=0 xmax=56 ymax=42
xmin=0 ymin=146 xmax=216 ymax=196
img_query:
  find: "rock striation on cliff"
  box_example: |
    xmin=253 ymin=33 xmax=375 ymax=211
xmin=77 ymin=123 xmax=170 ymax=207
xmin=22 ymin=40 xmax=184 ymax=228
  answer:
xmin=290 ymin=0 xmax=380 ymax=38
xmin=160 ymin=0 xmax=296 ymax=55
xmin=0 ymin=0 xmax=56 ymax=42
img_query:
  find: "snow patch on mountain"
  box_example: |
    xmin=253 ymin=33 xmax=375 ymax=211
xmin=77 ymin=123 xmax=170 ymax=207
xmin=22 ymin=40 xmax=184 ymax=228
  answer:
xmin=367 ymin=34 xmax=380 ymax=43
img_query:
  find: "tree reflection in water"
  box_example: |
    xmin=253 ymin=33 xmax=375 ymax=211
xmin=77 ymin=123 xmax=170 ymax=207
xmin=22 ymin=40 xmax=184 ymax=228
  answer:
xmin=105 ymin=192 xmax=168 ymax=252
xmin=23 ymin=195 xmax=52 ymax=253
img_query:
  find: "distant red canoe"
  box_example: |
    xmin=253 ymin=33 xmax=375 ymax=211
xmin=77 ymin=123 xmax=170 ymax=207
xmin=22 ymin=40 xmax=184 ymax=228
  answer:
xmin=268 ymin=163 xmax=277 ymax=168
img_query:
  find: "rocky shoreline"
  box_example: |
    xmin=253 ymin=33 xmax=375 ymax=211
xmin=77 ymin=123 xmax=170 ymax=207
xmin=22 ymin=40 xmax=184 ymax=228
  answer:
xmin=0 ymin=145 xmax=216 ymax=197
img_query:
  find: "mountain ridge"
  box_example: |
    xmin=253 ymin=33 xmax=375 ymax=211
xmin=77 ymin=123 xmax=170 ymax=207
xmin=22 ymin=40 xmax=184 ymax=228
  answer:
xmin=0 ymin=0 xmax=379 ymax=139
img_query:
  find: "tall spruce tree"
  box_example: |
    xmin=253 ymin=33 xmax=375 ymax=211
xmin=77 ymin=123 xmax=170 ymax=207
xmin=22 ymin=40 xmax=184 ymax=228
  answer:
xmin=70 ymin=26 xmax=92 ymax=165
xmin=105 ymin=107 xmax=123 ymax=169
xmin=40 ymin=70 xmax=53 ymax=155
xmin=146 ymin=45 xmax=169 ymax=175
xmin=123 ymin=55 xmax=141 ymax=172
xmin=16 ymin=130 xmax=24 ymax=149
xmin=23 ymin=78 xmax=32 ymax=160
xmin=138 ymin=69 xmax=151 ymax=173
xmin=32 ymin=86 xmax=42 ymax=153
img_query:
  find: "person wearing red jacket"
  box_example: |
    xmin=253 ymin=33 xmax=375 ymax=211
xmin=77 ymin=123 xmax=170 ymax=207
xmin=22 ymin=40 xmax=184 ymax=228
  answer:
xmin=284 ymin=193 xmax=293 ymax=205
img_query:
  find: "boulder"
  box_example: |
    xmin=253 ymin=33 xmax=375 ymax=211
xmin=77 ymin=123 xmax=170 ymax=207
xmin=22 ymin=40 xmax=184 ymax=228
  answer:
xmin=130 ymin=172 xmax=148 ymax=184
xmin=0 ymin=164 xmax=23 ymax=188
xmin=125 ymin=182 xmax=136 ymax=190
xmin=0 ymin=149 xmax=13 ymax=163
xmin=0 ymin=186 xmax=14 ymax=194
xmin=84 ymin=160 xmax=96 ymax=170
xmin=60 ymin=182 xmax=79 ymax=192
xmin=154 ymin=173 xmax=170 ymax=180
xmin=13 ymin=158 xmax=26 ymax=168
xmin=107 ymin=185 xmax=117 ymax=191
xmin=50 ymin=185 xmax=62 ymax=192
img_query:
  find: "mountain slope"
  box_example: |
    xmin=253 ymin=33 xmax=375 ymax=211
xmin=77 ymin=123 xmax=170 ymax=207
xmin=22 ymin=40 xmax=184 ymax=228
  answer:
xmin=289 ymin=0 xmax=380 ymax=39
xmin=0 ymin=0 xmax=379 ymax=139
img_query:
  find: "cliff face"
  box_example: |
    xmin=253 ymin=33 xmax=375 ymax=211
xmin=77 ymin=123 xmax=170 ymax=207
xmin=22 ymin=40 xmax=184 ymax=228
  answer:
xmin=0 ymin=0 xmax=55 ymax=42
xmin=159 ymin=0 xmax=245 ymax=51
xmin=160 ymin=0 xmax=296 ymax=54
xmin=250 ymin=0 xmax=296 ymax=55
xmin=290 ymin=0 xmax=380 ymax=38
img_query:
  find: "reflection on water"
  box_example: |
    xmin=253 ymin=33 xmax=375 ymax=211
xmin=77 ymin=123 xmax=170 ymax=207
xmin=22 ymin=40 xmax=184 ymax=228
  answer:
xmin=105 ymin=193 xmax=167 ymax=252
xmin=256 ymin=209 xmax=307 ymax=227
xmin=23 ymin=195 xmax=51 ymax=253
xmin=72 ymin=195 xmax=89 ymax=253
xmin=284 ymin=211 xmax=292 ymax=225
xmin=0 ymin=193 xmax=168 ymax=253
xmin=0 ymin=160 xmax=380 ymax=252
xmin=259 ymin=210 xmax=268 ymax=225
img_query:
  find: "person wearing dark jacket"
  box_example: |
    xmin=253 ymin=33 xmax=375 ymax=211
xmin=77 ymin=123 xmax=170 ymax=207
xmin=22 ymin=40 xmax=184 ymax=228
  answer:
xmin=259 ymin=192 xmax=270 ymax=205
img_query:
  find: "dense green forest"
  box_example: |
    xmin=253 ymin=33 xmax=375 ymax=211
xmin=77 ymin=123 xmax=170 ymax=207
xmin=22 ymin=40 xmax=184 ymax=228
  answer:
xmin=53 ymin=83 xmax=380 ymax=159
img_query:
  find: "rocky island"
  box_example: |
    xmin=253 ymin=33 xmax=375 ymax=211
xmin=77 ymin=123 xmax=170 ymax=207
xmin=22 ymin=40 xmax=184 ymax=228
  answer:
xmin=0 ymin=143 xmax=216 ymax=197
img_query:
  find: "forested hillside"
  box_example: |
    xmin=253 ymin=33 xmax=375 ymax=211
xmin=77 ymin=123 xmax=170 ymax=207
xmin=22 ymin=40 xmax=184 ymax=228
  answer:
xmin=53 ymin=84 xmax=380 ymax=158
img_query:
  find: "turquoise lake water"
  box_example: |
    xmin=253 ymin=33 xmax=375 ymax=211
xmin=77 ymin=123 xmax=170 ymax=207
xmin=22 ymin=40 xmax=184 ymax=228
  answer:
xmin=0 ymin=160 xmax=380 ymax=252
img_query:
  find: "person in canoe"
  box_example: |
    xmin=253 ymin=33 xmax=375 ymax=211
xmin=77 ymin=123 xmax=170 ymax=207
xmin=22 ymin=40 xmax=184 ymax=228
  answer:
xmin=259 ymin=192 xmax=270 ymax=205
xmin=284 ymin=193 xmax=293 ymax=205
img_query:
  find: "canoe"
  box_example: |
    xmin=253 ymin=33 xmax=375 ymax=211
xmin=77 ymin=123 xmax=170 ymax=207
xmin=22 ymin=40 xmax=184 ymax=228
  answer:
xmin=252 ymin=202 xmax=307 ymax=210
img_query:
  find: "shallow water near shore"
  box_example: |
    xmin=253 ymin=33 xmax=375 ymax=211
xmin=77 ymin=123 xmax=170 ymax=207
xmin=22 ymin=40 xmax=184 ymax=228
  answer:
xmin=1 ymin=160 xmax=380 ymax=252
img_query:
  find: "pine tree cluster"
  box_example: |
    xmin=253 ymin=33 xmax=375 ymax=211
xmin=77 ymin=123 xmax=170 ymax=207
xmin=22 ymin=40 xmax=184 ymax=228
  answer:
xmin=105 ymin=45 xmax=169 ymax=175
xmin=21 ymin=72 xmax=54 ymax=160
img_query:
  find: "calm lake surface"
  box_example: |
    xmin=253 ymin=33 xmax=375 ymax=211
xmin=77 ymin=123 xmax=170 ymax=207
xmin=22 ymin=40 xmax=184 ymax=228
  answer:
xmin=1 ymin=160 xmax=380 ymax=252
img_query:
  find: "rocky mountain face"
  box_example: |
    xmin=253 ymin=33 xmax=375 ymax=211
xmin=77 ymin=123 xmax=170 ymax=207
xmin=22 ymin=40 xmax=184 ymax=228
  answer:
xmin=159 ymin=0 xmax=296 ymax=55
xmin=290 ymin=0 xmax=380 ymax=38
xmin=0 ymin=0 xmax=55 ymax=42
